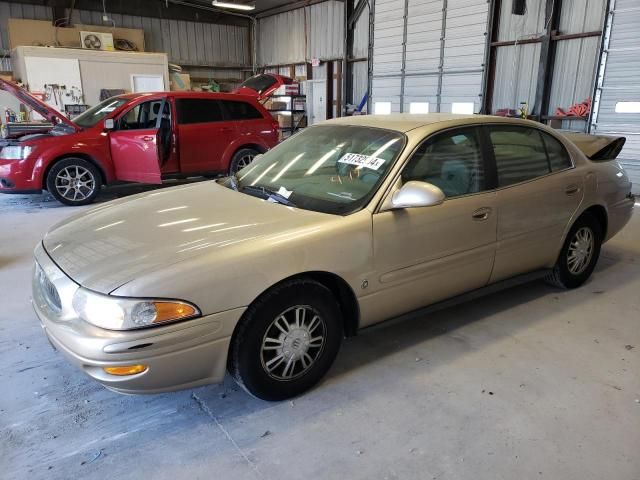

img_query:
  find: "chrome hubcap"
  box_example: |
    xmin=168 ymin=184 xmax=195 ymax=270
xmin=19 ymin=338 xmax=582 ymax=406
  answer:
xmin=55 ymin=166 xmax=96 ymax=201
xmin=236 ymin=154 xmax=254 ymax=172
xmin=260 ymin=305 xmax=326 ymax=381
xmin=567 ymin=226 xmax=594 ymax=275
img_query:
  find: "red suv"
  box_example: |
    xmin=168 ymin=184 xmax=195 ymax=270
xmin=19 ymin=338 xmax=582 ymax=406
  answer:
xmin=0 ymin=79 xmax=279 ymax=205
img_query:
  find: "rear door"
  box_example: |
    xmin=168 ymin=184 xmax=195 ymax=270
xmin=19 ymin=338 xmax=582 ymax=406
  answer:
xmin=109 ymin=98 xmax=165 ymax=184
xmin=487 ymin=125 xmax=583 ymax=282
xmin=175 ymin=97 xmax=236 ymax=173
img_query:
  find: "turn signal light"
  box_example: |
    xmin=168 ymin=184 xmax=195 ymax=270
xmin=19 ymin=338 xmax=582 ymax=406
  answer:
xmin=103 ymin=365 xmax=148 ymax=376
xmin=153 ymin=302 xmax=198 ymax=324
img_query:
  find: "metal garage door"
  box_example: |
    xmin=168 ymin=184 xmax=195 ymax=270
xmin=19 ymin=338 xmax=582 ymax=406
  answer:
xmin=370 ymin=0 xmax=489 ymax=115
xmin=591 ymin=0 xmax=640 ymax=191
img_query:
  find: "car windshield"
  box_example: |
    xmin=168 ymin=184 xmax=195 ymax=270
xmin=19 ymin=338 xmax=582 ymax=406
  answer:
xmin=73 ymin=97 xmax=128 ymax=128
xmin=228 ymin=125 xmax=406 ymax=215
xmin=239 ymin=74 xmax=278 ymax=94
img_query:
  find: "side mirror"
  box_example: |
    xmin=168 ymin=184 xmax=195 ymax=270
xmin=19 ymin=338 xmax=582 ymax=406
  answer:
xmin=385 ymin=181 xmax=445 ymax=210
xmin=104 ymin=118 xmax=115 ymax=130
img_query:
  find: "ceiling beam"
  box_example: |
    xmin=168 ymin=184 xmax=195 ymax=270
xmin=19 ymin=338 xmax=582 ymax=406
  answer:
xmin=255 ymin=0 xmax=343 ymax=19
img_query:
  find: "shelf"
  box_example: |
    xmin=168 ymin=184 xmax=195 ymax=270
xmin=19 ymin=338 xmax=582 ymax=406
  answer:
xmin=270 ymin=94 xmax=306 ymax=98
xmin=269 ymin=109 xmax=306 ymax=113
xmin=541 ymin=115 xmax=587 ymax=121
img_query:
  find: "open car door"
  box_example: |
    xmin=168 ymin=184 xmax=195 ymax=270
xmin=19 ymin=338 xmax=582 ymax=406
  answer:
xmin=108 ymin=98 xmax=166 ymax=184
xmin=232 ymin=73 xmax=293 ymax=101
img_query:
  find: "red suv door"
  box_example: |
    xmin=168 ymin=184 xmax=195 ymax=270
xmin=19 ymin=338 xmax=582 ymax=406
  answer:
xmin=174 ymin=97 xmax=237 ymax=173
xmin=109 ymin=98 xmax=168 ymax=184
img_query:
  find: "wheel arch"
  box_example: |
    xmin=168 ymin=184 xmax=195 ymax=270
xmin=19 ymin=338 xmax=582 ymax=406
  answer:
xmin=582 ymin=204 xmax=608 ymax=239
xmin=42 ymin=153 xmax=107 ymax=189
xmin=235 ymin=143 xmax=268 ymax=156
xmin=235 ymin=271 xmax=361 ymax=342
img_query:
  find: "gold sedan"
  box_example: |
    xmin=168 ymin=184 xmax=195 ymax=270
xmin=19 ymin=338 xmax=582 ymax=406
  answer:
xmin=32 ymin=114 xmax=634 ymax=400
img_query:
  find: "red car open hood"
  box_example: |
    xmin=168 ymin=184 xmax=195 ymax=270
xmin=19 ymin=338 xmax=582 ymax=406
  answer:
xmin=232 ymin=73 xmax=293 ymax=101
xmin=0 ymin=78 xmax=78 ymax=131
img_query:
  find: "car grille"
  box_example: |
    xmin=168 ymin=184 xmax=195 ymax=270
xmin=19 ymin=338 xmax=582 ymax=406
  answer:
xmin=35 ymin=263 xmax=62 ymax=312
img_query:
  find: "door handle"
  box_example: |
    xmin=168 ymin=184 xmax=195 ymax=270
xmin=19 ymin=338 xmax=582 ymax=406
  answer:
xmin=142 ymin=136 xmax=155 ymax=142
xmin=565 ymin=184 xmax=580 ymax=195
xmin=472 ymin=207 xmax=492 ymax=221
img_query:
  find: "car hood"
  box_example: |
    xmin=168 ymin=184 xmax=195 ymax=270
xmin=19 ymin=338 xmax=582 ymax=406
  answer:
xmin=0 ymin=78 xmax=78 ymax=131
xmin=43 ymin=181 xmax=334 ymax=294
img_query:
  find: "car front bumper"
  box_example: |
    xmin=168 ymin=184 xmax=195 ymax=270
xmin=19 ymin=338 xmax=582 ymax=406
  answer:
xmin=32 ymin=242 xmax=245 ymax=394
xmin=0 ymin=158 xmax=41 ymax=193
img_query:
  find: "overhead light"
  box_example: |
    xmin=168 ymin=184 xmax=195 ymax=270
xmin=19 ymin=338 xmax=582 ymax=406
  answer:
xmin=211 ymin=1 xmax=255 ymax=10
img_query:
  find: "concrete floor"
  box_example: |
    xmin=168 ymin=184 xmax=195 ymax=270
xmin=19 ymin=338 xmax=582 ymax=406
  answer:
xmin=1 ymin=187 xmax=639 ymax=480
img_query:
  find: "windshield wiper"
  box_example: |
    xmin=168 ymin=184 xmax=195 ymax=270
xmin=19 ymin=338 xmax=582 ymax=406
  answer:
xmin=240 ymin=185 xmax=296 ymax=207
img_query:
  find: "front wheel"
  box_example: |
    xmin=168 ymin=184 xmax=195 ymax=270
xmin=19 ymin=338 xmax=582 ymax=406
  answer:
xmin=545 ymin=212 xmax=602 ymax=289
xmin=229 ymin=148 xmax=260 ymax=175
xmin=228 ymin=279 xmax=343 ymax=401
xmin=46 ymin=158 xmax=101 ymax=206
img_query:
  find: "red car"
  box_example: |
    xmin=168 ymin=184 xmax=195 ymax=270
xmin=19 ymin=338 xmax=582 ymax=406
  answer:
xmin=0 ymin=79 xmax=279 ymax=205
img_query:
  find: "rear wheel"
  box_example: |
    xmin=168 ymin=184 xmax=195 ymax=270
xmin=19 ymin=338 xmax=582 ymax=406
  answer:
xmin=229 ymin=148 xmax=260 ymax=175
xmin=46 ymin=158 xmax=101 ymax=206
xmin=229 ymin=279 xmax=343 ymax=401
xmin=545 ymin=212 xmax=602 ymax=289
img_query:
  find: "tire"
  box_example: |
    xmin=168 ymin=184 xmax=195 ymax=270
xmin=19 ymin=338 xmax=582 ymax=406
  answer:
xmin=545 ymin=211 xmax=603 ymax=289
xmin=229 ymin=148 xmax=260 ymax=175
xmin=46 ymin=158 xmax=101 ymax=206
xmin=229 ymin=279 xmax=343 ymax=401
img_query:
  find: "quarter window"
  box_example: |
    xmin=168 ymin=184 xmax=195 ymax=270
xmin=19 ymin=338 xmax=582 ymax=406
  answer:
xmin=489 ymin=127 xmax=550 ymax=187
xmin=402 ymin=128 xmax=485 ymax=198
xmin=542 ymin=132 xmax=572 ymax=171
xmin=221 ymin=100 xmax=263 ymax=120
xmin=176 ymin=98 xmax=224 ymax=125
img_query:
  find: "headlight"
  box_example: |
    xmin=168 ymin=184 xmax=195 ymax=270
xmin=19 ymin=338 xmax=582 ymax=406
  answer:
xmin=0 ymin=145 xmax=32 ymax=160
xmin=72 ymin=288 xmax=200 ymax=330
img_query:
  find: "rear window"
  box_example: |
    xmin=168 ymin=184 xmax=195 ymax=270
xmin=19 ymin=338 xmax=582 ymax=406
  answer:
xmin=239 ymin=74 xmax=278 ymax=94
xmin=542 ymin=132 xmax=572 ymax=171
xmin=176 ymin=98 xmax=223 ymax=125
xmin=221 ymin=100 xmax=263 ymax=120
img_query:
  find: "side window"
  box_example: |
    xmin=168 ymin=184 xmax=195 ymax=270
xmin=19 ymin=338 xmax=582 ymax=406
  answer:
xmin=176 ymin=98 xmax=223 ymax=125
xmin=542 ymin=132 xmax=572 ymax=171
xmin=402 ymin=128 xmax=486 ymax=198
xmin=221 ymin=100 xmax=263 ymax=120
xmin=490 ymin=127 xmax=550 ymax=187
xmin=119 ymin=100 xmax=163 ymax=130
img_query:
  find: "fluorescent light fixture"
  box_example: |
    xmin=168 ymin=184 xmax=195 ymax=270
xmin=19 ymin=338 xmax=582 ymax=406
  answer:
xmin=409 ymin=102 xmax=429 ymax=114
xmin=211 ymin=1 xmax=255 ymax=10
xmin=374 ymin=102 xmax=392 ymax=115
xmin=615 ymin=101 xmax=640 ymax=113
xmin=451 ymin=102 xmax=475 ymax=114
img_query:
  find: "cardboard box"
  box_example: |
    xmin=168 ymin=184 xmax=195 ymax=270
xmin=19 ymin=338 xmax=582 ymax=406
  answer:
xmin=170 ymin=73 xmax=191 ymax=91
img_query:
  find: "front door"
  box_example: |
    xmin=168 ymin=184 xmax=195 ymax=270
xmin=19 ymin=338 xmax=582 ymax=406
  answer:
xmin=109 ymin=98 xmax=167 ymax=184
xmin=174 ymin=97 xmax=237 ymax=173
xmin=369 ymin=127 xmax=497 ymax=324
xmin=486 ymin=125 xmax=583 ymax=282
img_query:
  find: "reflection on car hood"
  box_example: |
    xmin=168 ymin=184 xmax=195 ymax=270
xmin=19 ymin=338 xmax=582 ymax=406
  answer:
xmin=43 ymin=181 xmax=333 ymax=294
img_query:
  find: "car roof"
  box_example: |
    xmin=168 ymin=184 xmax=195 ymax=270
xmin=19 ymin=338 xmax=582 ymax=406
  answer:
xmin=114 ymin=91 xmax=257 ymax=102
xmin=323 ymin=113 xmax=525 ymax=133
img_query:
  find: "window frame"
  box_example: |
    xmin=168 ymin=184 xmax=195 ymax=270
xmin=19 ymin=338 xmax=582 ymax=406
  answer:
xmin=481 ymin=124 xmax=575 ymax=190
xmin=116 ymin=98 xmax=167 ymax=131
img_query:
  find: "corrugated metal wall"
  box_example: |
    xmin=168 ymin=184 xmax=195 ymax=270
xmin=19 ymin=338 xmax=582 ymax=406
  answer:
xmin=257 ymin=1 xmax=344 ymax=66
xmin=371 ymin=0 xmax=489 ymax=114
xmin=0 ymin=1 xmax=249 ymax=74
xmin=591 ymin=0 xmax=640 ymax=190
xmin=491 ymin=0 xmax=605 ymax=130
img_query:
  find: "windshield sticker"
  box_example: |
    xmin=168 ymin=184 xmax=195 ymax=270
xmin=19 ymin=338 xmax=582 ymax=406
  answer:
xmin=277 ymin=186 xmax=293 ymax=199
xmin=337 ymin=153 xmax=386 ymax=171
xmin=98 ymin=107 xmax=117 ymax=113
